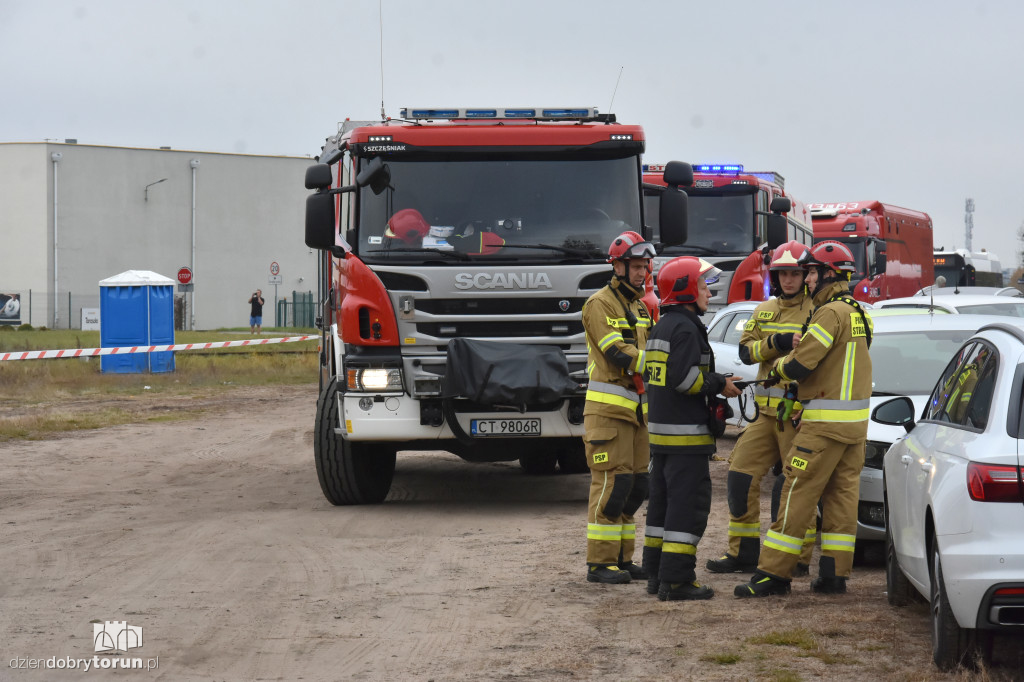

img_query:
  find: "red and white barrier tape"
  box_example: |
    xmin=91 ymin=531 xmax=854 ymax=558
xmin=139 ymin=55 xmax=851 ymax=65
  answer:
xmin=0 ymin=335 xmax=317 ymax=362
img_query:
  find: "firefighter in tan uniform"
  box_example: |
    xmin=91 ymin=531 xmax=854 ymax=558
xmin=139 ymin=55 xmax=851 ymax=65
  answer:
xmin=581 ymin=231 xmax=656 ymax=584
xmin=706 ymin=241 xmax=817 ymax=575
xmin=736 ymin=240 xmax=872 ymax=597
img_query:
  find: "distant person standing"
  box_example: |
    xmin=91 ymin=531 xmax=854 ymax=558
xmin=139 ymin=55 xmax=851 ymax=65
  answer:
xmin=248 ymin=289 xmax=264 ymax=334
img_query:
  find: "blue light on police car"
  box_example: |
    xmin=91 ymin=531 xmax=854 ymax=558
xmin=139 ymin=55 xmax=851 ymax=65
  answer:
xmin=862 ymin=286 xmax=869 ymax=293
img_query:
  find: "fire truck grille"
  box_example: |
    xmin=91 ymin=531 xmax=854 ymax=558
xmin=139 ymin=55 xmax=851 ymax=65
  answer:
xmin=415 ymin=298 xmax=586 ymax=315
xmin=416 ymin=321 xmax=584 ymax=338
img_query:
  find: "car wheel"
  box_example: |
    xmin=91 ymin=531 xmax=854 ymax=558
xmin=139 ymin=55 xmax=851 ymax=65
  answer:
xmin=929 ymin=530 xmax=973 ymax=670
xmin=884 ymin=492 xmax=914 ymax=607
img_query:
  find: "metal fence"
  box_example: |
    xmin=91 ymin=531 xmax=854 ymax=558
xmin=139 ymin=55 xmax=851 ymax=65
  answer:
xmin=276 ymin=291 xmax=315 ymax=328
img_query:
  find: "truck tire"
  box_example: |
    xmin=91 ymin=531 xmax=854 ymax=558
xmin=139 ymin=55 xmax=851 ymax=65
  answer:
xmin=519 ymin=451 xmax=558 ymax=475
xmin=314 ymin=378 xmax=396 ymax=505
xmin=556 ymin=443 xmax=589 ymax=474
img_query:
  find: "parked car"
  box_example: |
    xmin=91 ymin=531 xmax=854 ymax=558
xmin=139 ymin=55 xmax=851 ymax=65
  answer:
xmin=874 ymin=293 xmax=1024 ymax=316
xmin=876 ymin=321 xmax=1024 ymax=670
xmin=914 ymin=285 xmax=1023 ymax=298
xmin=705 ymin=301 xmax=759 ymax=425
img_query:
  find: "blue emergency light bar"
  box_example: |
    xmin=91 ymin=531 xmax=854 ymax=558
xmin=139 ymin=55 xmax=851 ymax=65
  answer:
xmin=693 ymin=164 xmax=745 ymax=173
xmin=400 ymin=107 xmax=601 ymax=121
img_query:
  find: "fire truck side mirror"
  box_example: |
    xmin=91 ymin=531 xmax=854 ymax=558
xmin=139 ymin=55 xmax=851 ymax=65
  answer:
xmin=305 ymin=163 xmax=334 ymax=190
xmin=766 ymin=215 xmax=787 ymax=250
xmin=305 ymin=192 xmax=336 ymax=250
xmin=658 ymin=187 xmax=688 ymax=247
xmin=769 ymin=196 xmax=791 ymax=213
xmin=356 ymin=157 xmax=391 ymax=195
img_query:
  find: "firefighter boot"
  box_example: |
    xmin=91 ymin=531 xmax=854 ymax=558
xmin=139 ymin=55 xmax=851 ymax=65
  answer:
xmin=587 ymin=565 xmax=632 ymax=584
xmin=618 ymin=548 xmax=648 ymax=580
xmin=658 ymin=581 xmax=714 ymax=601
xmin=706 ymin=553 xmax=758 ymax=574
xmin=734 ymin=571 xmax=792 ymax=598
xmin=642 ymin=545 xmax=660 ymax=595
xmin=810 ymin=556 xmax=847 ymax=594
xmin=794 ymin=562 xmax=810 ymax=577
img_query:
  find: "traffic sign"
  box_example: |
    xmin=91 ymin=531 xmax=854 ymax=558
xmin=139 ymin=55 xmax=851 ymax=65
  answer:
xmin=177 ymin=266 xmax=193 ymax=285
xmin=270 ymin=261 xmax=280 ymax=276
xmin=269 ymin=275 xmax=282 ymax=284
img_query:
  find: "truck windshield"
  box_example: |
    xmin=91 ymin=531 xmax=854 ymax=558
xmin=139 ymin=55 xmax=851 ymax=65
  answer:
xmin=649 ymin=192 xmax=755 ymax=256
xmin=356 ymin=156 xmax=641 ymax=262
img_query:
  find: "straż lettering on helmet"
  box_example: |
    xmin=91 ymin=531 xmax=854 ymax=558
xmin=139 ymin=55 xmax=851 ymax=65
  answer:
xmin=657 ymin=256 xmax=722 ymax=307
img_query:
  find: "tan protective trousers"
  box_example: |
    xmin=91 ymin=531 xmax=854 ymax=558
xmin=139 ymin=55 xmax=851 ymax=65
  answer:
xmin=583 ymin=413 xmax=649 ymax=566
xmin=757 ymin=430 xmax=864 ymax=580
xmin=727 ymin=414 xmax=815 ymax=565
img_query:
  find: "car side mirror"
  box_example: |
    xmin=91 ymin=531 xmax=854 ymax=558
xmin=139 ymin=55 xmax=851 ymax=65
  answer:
xmin=872 ymin=395 xmax=917 ymax=433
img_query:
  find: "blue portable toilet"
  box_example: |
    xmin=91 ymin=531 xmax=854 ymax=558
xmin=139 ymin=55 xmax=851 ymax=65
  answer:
xmin=99 ymin=270 xmax=176 ymax=373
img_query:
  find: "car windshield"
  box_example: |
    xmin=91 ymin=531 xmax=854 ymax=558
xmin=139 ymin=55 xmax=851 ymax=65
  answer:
xmin=356 ymin=156 xmax=641 ymax=263
xmin=871 ymin=329 xmax=978 ymax=395
xmin=956 ymin=302 xmax=1024 ymax=316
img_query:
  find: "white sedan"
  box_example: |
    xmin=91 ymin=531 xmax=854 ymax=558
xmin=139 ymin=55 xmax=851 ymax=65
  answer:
xmin=873 ymin=293 xmax=1024 ymax=316
xmin=877 ymin=320 xmax=1024 ymax=670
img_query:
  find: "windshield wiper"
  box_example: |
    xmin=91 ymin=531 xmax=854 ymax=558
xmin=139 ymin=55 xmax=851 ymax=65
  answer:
xmin=366 ymin=247 xmax=470 ymax=261
xmin=500 ymin=244 xmax=604 ymax=258
xmin=663 ymin=244 xmax=717 ymax=256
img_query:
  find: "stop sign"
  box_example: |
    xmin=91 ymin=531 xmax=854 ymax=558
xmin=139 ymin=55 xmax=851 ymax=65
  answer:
xmin=177 ymin=266 xmax=193 ymax=285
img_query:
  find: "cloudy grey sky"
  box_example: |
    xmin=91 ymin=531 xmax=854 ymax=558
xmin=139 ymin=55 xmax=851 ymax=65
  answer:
xmin=3 ymin=0 xmax=1023 ymax=267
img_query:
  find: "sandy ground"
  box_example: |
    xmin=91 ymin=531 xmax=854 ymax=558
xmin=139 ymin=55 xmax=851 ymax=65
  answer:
xmin=1 ymin=384 xmax=1019 ymax=681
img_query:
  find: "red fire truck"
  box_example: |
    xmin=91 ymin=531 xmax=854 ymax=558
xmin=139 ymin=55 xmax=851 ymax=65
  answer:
xmin=643 ymin=164 xmax=813 ymax=309
xmin=809 ymin=201 xmax=934 ymax=303
xmin=303 ymin=107 xmax=690 ymax=504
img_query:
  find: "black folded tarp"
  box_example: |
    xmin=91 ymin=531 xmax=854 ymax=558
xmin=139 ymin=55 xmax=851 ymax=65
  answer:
xmin=440 ymin=338 xmax=578 ymax=406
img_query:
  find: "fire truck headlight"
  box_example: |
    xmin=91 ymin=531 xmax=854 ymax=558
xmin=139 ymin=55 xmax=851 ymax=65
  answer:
xmin=347 ymin=368 xmax=403 ymax=392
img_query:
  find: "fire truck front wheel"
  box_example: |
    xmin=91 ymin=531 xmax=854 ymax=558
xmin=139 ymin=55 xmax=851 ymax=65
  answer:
xmin=314 ymin=378 xmax=396 ymax=505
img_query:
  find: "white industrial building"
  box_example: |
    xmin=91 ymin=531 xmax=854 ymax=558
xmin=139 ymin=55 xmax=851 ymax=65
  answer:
xmin=0 ymin=140 xmax=316 ymax=330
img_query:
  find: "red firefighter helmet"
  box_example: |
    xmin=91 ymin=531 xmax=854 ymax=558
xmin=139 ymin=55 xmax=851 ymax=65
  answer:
xmin=657 ymin=256 xmax=722 ymax=307
xmin=768 ymin=240 xmax=809 ymax=293
xmin=799 ymin=240 xmax=856 ymax=275
xmin=384 ymin=208 xmax=431 ymax=244
xmin=607 ymin=230 xmax=657 ymax=264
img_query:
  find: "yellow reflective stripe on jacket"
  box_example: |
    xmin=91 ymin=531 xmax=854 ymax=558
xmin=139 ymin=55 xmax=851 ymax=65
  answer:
xmin=759 ymin=322 xmax=803 ymax=333
xmin=662 ymin=542 xmax=697 ymax=555
xmin=801 ymin=398 xmax=870 ymax=423
xmin=648 ymin=422 xmax=712 ymax=447
xmin=765 ymin=529 xmax=804 ymax=555
xmin=649 ymin=433 xmax=715 ymax=447
xmin=621 ymin=523 xmax=636 ymax=540
xmin=605 ymin=316 xmax=631 ymax=329
xmin=840 ymin=341 xmax=855 ymax=400
xmin=750 ymin=339 xmax=766 ymax=363
xmin=587 ymin=523 xmax=623 ymax=541
xmin=635 ymin=349 xmax=646 ymax=374
xmin=804 ymin=528 xmax=818 ymax=544
xmin=598 ymin=330 xmax=623 ymax=351
xmin=807 ymin=323 xmax=834 ymax=349
xmin=821 ymin=532 xmax=856 ymax=552
xmin=586 ymin=380 xmax=643 ymax=410
xmin=635 ymin=318 xmax=651 ymax=329
xmin=678 ymin=366 xmax=703 ymax=394
xmin=644 ymin=536 xmax=663 ymax=548
xmin=728 ymin=521 xmax=760 ymax=538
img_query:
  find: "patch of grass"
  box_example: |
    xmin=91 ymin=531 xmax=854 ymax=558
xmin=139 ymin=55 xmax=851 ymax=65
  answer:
xmin=748 ymin=628 xmax=817 ymax=650
xmin=699 ymin=652 xmax=742 ymax=665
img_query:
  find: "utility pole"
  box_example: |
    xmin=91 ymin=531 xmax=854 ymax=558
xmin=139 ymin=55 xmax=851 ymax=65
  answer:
xmin=964 ymin=198 xmax=975 ymax=252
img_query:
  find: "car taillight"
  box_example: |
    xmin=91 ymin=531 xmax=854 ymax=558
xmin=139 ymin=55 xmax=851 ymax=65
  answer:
xmin=966 ymin=462 xmax=1024 ymax=502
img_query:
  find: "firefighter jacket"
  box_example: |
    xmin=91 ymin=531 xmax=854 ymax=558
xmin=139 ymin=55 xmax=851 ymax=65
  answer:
xmin=738 ymin=291 xmax=814 ymax=417
xmin=582 ymin=275 xmax=652 ymax=426
xmin=643 ymin=305 xmax=728 ymax=456
xmin=772 ymin=280 xmax=873 ymax=443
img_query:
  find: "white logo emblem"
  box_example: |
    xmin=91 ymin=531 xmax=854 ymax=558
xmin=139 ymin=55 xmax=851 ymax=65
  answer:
xmin=94 ymin=621 xmax=143 ymax=652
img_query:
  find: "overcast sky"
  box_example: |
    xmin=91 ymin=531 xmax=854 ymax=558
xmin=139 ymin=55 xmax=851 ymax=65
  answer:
xmin=3 ymin=0 xmax=1023 ymax=268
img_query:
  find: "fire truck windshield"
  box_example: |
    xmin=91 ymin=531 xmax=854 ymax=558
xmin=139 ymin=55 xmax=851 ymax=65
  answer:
xmin=650 ymin=192 xmax=755 ymax=256
xmin=356 ymin=156 xmax=641 ymax=262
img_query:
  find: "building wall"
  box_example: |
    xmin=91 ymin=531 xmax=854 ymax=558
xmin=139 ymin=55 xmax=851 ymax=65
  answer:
xmin=0 ymin=142 xmax=317 ymax=329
